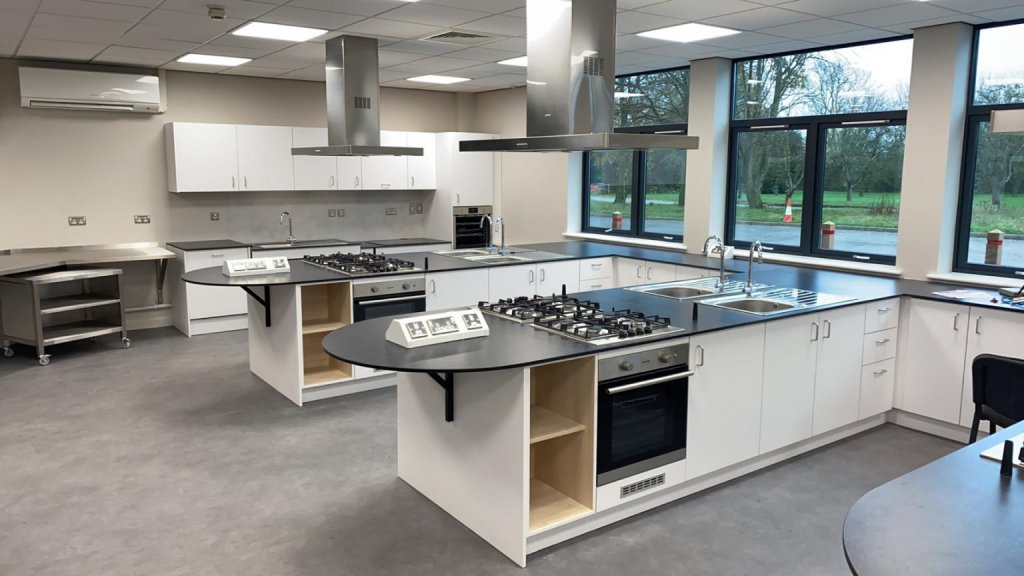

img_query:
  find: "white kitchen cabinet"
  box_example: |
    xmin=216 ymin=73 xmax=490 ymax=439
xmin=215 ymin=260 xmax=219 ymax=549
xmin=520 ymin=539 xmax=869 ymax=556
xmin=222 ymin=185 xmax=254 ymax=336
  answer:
xmin=426 ymin=270 xmax=490 ymax=311
xmin=860 ymin=359 xmax=896 ymax=419
xmin=406 ymin=132 xmax=437 ymax=190
xmin=292 ymin=127 xmax=337 ymax=191
xmin=165 ymin=123 xmax=239 ymax=193
xmin=864 ymin=298 xmax=899 ymax=334
xmin=958 ymin=307 xmax=1024 ymax=427
xmin=488 ymin=264 xmax=537 ymax=302
xmin=643 ymin=262 xmax=676 ymax=284
xmin=236 ymin=125 xmax=294 ymax=191
xmin=688 ymin=323 xmax=766 ymax=480
xmin=614 ymin=258 xmax=647 ymax=287
xmin=169 ymin=246 xmax=250 ymax=336
xmin=676 ymin=266 xmax=708 ymax=281
xmin=337 ymin=156 xmax=363 ymax=190
xmin=436 ymin=133 xmax=495 ymax=206
xmin=579 ymin=277 xmax=614 ymax=292
xmin=362 ymin=131 xmax=409 ymax=190
xmin=537 ymin=260 xmax=580 ymax=296
xmin=812 ymin=304 xmax=866 ymax=435
xmin=898 ymin=299 xmax=970 ymax=424
xmin=760 ymin=314 xmax=819 ymax=454
xmin=579 ymin=258 xmax=613 ymax=281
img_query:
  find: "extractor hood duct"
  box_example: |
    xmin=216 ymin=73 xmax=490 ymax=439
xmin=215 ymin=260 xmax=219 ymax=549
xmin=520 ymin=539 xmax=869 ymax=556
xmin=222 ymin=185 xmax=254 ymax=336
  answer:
xmin=460 ymin=0 xmax=699 ymax=153
xmin=292 ymin=35 xmax=422 ymax=157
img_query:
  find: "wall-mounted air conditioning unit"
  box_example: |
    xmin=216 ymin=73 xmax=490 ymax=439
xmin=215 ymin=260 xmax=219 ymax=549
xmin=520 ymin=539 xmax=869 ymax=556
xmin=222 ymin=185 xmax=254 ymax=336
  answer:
xmin=18 ymin=66 xmax=164 ymax=113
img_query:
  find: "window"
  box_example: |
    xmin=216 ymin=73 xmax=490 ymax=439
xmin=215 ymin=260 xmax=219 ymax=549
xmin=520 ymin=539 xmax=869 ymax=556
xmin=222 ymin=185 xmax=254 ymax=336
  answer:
xmin=583 ymin=68 xmax=689 ymax=242
xmin=727 ymin=39 xmax=913 ymax=263
xmin=955 ymin=22 xmax=1024 ymax=278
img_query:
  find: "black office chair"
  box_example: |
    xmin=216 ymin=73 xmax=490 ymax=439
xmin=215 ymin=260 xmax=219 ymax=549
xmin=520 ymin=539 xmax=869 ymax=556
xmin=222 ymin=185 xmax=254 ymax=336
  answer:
xmin=969 ymin=354 xmax=1024 ymax=443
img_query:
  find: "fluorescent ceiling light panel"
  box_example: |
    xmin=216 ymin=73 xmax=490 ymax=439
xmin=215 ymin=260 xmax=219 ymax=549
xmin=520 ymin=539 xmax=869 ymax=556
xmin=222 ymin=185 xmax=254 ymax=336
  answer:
xmin=233 ymin=21 xmax=327 ymax=42
xmin=407 ymin=75 xmax=470 ymax=84
xmin=499 ymin=56 xmax=528 ymax=67
xmin=177 ymin=54 xmax=251 ymax=66
xmin=638 ymin=23 xmax=740 ymax=43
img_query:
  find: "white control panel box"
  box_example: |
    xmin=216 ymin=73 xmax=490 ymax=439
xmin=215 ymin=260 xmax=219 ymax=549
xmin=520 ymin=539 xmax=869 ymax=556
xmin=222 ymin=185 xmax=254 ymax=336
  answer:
xmin=222 ymin=257 xmax=290 ymax=277
xmin=386 ymin=308 xmax=490 ymax=349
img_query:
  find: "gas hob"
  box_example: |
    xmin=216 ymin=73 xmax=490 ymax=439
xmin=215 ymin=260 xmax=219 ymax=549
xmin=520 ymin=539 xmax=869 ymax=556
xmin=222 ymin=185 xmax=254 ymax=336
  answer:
xmin=303 ymin=252 xmax=421 ymax=277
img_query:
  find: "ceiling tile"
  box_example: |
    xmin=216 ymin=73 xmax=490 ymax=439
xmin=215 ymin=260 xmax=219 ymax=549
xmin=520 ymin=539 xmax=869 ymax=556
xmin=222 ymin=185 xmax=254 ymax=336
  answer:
xmin=637 ymin=0 xmax=764 ymax=21
xmin=616 ymin=11 xmax=684 ymax=34
xmin=161 ymin=60 xmax=230 ymax=72
xmin=286 ymin=0 xmax=405 ymax=18
xmin=421 ymin=0 xmax=523 ymax=14
xmin=80 ymin=0 xmax=163 ymax=7
xmin=802 ymin=28 xmax=897 ymax=46
xmin=384 ymin=39 xmax=465 ymax=56
xmin=248 ymin=41 xmax=324 ymax=68
xmin=378 ymin=69 xmax=408 ymax=82
xmin=220 ymin=64 xmax=296 ymax=77
xmin=503 ymin=7 xmax=525 ymax=18
xmin=933 ymin=0 xmax=1024 ymax=13
xmin=378 ymin=49 xmax=428 ymax=66
xmin=26 ymin=13 xmax=133 ymax=44
xmin=0 ymin=9 xmax=34 ymax=37
xmin=385 ymin=55 xmax=481 ymax=74
xmin=381 ymin=3 xmax=492 ymax=27
xmin=92 ymin=45 xmax=179 ymax=66
xmin=745 ymin=38 xmax=822 ymax=55
xmin=444 ymin=62 xmax=511 ymax=77
xmin=257 ymin=6 xmax=364 ymax=29
xmin=976 ymin=6 xmax=1024 ymax=21
xmin=0 ymin=42 xmax=18 ymax=57
xmin=4 ymin=0 xmax=49 ymax=10
xmin=156 ymin=0 xmax=284 ymax=21
xmin=701 ymin=6 xmax=818 ymax=30
xmin=196 ymin=42 xmax=284 ymax=58
xmin=835 ymin=3 xmax=963 ymax=27
xmin=17 ymin=37 xmax=107 ymax=60
xmin=471 ymin=36 xmax=525 ymax=52
xmin=459 ymin=14 xmax=525 ymax=36
xmin=116 ymin=25 xmax=203 ymax=51
xmin=618 ymin=0 xmax=668 ymax=9
xmin=615 ymin=34 xmax=671 ymax=52
xmin=443 ymin=46 xmax=521 ymax=61
xmin=696 ymin=30 xmax=787 ymax=49
xmin=775 ymin=0 xmax=907 ymax=18
xmin=136 ymin=9 xmax=244 ymax=43
xmin=342 ymin=17 xmax=443 ymax=39
xmin=38 ymin=0 xmax=151 ymax=22
xmin=206 ymin=32 xmax=293 ymax=50
xmin=276 ymin=65 xmax=326 ymax=81
xmin=468 ymin=73 xmax=526 ymax=86
xmin=636 ymin=42 xmax=723 ymax=59
xmin=757 ymin=17 xmax=864 ymax=39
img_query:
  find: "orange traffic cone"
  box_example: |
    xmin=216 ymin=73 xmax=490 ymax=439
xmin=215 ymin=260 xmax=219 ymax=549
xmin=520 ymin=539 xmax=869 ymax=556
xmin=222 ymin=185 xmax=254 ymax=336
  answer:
xmin=782 ymin=197 xmax=794 ymax=223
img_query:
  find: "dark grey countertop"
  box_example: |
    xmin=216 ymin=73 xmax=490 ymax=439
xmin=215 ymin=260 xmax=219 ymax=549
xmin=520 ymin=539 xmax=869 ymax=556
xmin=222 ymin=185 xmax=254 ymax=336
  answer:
xmin=362 ymin=238 xmax=449 ymax=247
xmin=843 ymin=421 xmax=1024 ymax=576
xmin=166 ymin=240 xmax=251 ymax=251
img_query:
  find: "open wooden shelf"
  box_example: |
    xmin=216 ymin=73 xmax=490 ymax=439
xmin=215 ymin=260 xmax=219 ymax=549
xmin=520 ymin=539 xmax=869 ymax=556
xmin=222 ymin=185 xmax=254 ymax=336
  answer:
xmin=301 ymin=320 xmax=347 ymax=335
xmin=300 ymin=283 xmax=352 ymax=388
xmin=303 ymin=364 xmax=353 ymax=388
xmin=529 ymin=478 xmax=592 ymax=533
xmin=530 ymin=406 xmax=585 ymax=444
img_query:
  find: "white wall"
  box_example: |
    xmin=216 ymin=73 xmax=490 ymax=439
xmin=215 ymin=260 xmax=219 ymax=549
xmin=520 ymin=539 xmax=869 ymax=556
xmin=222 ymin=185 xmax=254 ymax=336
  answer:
xmin=0 ymin=57 xmax=462 ymax=250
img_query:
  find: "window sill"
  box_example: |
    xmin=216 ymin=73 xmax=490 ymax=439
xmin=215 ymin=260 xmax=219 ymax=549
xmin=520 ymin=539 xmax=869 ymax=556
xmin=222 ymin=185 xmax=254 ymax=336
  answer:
xmin=563 ymin=232 xmax=687 ymax=252
xmin=927 ymin=272 xmax=1024 ymax=289
xmin=733 ymin=250 xmax=903 ymax=277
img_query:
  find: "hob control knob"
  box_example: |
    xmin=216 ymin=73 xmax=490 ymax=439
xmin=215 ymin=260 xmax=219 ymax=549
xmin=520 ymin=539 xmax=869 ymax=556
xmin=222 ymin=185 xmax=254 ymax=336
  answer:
xmin=658 ymin=352 xmax=675 ymax=363
xmin=370 ymin=287 xmax=379 ymax=293
xmin=619 ymin=360 xmax=634 ymax=372
xmin=402 ymin=283 xmax=410 ymax=290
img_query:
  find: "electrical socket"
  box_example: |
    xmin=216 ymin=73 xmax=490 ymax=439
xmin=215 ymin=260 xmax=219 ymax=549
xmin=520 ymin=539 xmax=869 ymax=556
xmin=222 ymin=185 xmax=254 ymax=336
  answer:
xmin=409 ymin=202 xmax=416 ymax=215
xmin=328 ymin=209 xmax=337 ymax=218
xmin=386 ymin=207 xmax=398 ymax=216
xmin=336 ymin=208 xmax=345 ymax=217
xmin=415 ymin=202 xmax=423 ymax=214
xmin=210 ymin=212 xmax=220 ymax=221
xmin=68 ymin=216 xmax=86 ymax=226
xmin=134 ymin=215 xmax=151 ymax=224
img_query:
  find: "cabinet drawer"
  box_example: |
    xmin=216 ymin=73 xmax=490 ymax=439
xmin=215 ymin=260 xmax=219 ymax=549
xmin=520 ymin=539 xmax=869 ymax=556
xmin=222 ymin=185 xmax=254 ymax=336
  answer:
xmin=579 ymin=258 xmax=613 ymax=280
xmin=859 ymin=358 xmax=896 ymax=419
xmin=579 ymin=277 xmax=614 ymax=292
xmin=864 ymin=298 xmax=899 ymax=333
xmin=183 ymin=248 xmax=250 ymax=272
xmin=862 ymin=328 xmax=897 ymax=365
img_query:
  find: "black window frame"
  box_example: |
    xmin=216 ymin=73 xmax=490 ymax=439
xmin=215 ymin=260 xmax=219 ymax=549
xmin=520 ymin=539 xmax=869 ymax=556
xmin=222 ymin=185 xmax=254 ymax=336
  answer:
xmin=725 ymin=38 xmax=912 ymax=266
xmin=953 ymin=19 xmax=1024 ymax=280
xmin=581 ymin=66 xmax=690 ymax=244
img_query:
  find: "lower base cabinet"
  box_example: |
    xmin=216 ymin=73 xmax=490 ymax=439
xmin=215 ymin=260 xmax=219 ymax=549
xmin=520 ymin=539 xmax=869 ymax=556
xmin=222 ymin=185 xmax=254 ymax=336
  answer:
xmin=426 ymin=270 xmax=489 ymax=311
xmin=688 ymin=323 xmax=766 ymax=480
xmin=761 ymin=315 xmax=818 ymax=454
xmin=812 ymin=305 xmax=866 ymax=435
xmin=898 ymin=299 xmax=971 ymax=424
xmin=957 ymin=307 xmax=1024 ymax=426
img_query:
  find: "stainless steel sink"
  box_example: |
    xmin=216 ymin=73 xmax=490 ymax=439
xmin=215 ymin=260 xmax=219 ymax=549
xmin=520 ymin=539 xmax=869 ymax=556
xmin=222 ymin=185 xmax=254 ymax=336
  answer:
xmin=464 ymin=255 xmax=531 ymax=264
xmin=627 ymin=277 xmax=770 ymax=301
xmin=434 ymin=249 xmax=492 ymax=256
xmin=644 ymin=286 xmax=717 ymax=299
xmin=437 ymin=248 xmax=572 ymax=264
xmin=254 ymin=239 xmax=350 ymax=250
xmin=703 ymin=288 xmax=857 ymax=316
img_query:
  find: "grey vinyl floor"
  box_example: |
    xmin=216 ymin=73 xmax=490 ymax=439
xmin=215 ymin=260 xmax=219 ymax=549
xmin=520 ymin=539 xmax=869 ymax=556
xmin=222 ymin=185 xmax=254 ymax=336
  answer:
xmin=0 ymin=328 xmax=959 ymax=576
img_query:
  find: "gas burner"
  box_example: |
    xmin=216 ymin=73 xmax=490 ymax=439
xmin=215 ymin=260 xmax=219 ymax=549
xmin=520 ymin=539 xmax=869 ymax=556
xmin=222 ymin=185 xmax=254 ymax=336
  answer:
xmin=303 ymin=252 xmax=421 ymax=277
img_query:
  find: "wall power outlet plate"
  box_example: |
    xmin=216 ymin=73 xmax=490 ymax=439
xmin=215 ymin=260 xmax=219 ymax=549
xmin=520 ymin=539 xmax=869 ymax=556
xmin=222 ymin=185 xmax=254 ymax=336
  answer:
xmin=68 ymin=216 xmax=86 ymax=226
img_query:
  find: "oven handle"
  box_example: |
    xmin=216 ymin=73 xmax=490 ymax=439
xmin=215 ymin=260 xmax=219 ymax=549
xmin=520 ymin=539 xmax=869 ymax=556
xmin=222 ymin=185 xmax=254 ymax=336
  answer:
xmin=354 ymin=295 xmax=426 ymax=306
xmin=605 ymin=371 xmax=694 ymax=395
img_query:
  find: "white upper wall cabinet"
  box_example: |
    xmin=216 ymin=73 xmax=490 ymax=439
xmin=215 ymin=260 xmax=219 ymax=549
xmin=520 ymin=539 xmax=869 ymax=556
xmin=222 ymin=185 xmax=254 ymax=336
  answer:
xmin=406 ymin=132 xmax=437 ymax=190
xmin=165 ymin=123 xmax=239 ymax=193
xmin=362 ymin=131 xmax=409 ymax=191
xmin=236 ymin=125 xmax=295 ymax=191
xmin=338 ymin=156 xmax=363 ymax=191
xmin=436 ymin=133 xmax=495 ymax=207
xmin=292 ymin=127 xmax=337 ymax=191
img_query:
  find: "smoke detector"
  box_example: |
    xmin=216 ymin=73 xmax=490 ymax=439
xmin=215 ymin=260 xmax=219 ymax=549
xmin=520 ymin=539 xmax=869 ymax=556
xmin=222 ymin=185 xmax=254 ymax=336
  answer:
xmin=207 ymin=5 xmax=226 ymax=20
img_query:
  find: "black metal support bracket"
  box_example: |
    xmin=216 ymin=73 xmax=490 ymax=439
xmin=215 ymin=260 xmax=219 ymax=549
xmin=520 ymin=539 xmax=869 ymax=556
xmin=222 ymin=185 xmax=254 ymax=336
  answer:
xmin=427 ymin=371 xmax=455 ymax=422
xmin=241 ymin=285 xmax=272 ymax=327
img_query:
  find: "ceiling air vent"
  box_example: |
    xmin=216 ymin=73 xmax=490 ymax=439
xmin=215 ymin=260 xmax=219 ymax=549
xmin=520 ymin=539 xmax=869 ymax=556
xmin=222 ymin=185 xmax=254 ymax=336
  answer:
xmin=421 ymin=30 xmax=501 ymax=47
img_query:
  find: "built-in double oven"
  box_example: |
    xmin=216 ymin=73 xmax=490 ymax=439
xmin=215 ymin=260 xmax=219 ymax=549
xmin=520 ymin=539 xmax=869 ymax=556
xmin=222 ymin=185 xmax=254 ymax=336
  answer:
xmin=596 ymin=342 xmax=691 ymax=487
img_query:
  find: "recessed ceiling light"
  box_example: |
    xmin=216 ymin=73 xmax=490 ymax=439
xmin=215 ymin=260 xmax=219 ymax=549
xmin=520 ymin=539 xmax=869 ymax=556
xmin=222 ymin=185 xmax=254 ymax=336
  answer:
xmin=177 ymin=54 xmax=251 ymax=66
xmin=499 ymin=56 xmax=528 ymax=67
xmin=615 ymin=92 xmax=644 ymax=98
xmin=638 ymin=23 xmax=741 ymax=43
xmin=233 ymin=21 xmax=327 ymax=42
xmin=407 ymin=75 xmax=470 ymax=85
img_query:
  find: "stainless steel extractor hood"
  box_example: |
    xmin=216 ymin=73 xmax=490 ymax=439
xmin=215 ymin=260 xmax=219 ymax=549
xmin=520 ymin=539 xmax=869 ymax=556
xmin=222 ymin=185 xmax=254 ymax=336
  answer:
xmin=292 ymin=35 xmax=422 ymax=157
xmin=460 ymin=0 xmax=699 ymax=153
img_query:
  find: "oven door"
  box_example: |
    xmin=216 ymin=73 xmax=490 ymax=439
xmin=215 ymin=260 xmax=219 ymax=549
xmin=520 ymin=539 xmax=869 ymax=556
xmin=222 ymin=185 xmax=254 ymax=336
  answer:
xmin=597 ymin=367 xmax=690 ymax=486
xmin=353 ymin=293 xmax=426 ymax=322
xmin=453 ymin=216 xmax=490 ymax=249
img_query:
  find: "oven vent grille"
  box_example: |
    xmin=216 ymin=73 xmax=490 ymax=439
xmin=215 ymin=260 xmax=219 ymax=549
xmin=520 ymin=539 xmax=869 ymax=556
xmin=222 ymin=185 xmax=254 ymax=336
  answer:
xmin=620 ymin=473 xmax=665 ymax=499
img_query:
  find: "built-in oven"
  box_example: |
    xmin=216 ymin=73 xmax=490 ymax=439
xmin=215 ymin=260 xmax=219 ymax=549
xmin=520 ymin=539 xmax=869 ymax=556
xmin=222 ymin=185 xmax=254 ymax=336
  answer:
xmin=453 ymin=205 xmax=492 ymax=249
xmin=352 ymin=277 xmax=426 ymax=322
xmin=596 ymin=342 xmax=690 ymax=486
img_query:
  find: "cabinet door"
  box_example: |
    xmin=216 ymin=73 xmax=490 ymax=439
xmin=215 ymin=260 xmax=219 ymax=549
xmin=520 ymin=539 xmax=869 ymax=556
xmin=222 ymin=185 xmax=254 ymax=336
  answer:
xmin=406 ymin=132 xmax=436 ymax=190
xmin=166 ymin=123 xmax=238 ymax=192
xmin=812 ymin=305 xmax=866 ymax=435
xmin=182 ymin=248 xmax=249 ymax=319
xmin=614 ymin=258 xmax=646 ymax=287
xmin=761 ymin=314 xmax=819 ymax=454
xmin=426 ymin=270 xmax=490 ymax=311
xmin=958 ymin=307 xmax=1024 ymax=426
xmin=292 ymin=127 xmax=338 ymax=191
xmin=688 ymin=323 xmax=766 ymax=480
xmin=537 ymin=260 xmax=579 ymax=296
xmin=362 ymin=131 xmax=408 ymax=190
xmin=579 ymin=258 xmax=613 ymax=281
xmin=860 ymin=359 xmax=896 ymax=419
xmin=337 ymin=157 xmax=363 ymax=190
xmin=643 ymin=262 xmax=676 ymax=284
xmin=898 ymin=300 xmax=969 ymax=424
xmin=450 ymin=133 xmax=495 ymax=206
xmin=488 ymin=264 xmax=537 ymax=301
xmin=236 ymin=125 xmax=295 ymax=191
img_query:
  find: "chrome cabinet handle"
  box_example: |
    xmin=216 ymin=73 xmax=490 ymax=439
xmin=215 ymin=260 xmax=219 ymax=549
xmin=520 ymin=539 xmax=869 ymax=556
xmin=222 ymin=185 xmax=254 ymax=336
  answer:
xmin=540 ymin=268 xmax=546 ymax=282
xmin=823 ymin=319 xmax=831 ymax=339
xmin=355 ymin=176 xmax=360 ymax=188
xmin=696 ymin=345 xmax=705 ymax=367
xmin=329 ymin=176 xmax=335 ymax=188
xmin=529 ymin=269 xmax=535 ymax=284
xmin=231 ymin=176 xmax=236 ymax=189
xmin=877 ymin=307 xmax=892 ymax=313
xmin=411 ymin=176 xmax=415 ymax=187
xmin=590 ymin=283 xmax=603 ymax=289
xmin=211 ymin=253 xmax=223 ymax=258
xmin=875 ymin=338 xmax=891 ymax=345
xmin=381 ymin=183 xmax=390 ymax=189
xmin=954 ymin=313 xmax=961 ymax=331
xmin=243 ymin=176 xmax=248 ymax=189
xmin=430 ymin=279 xmax=436 ymax=294
xmin=811 ymin=322 xmax=819 ymax=341
xmin=591 ymin=263 xmax=602 ymax=269
xmin=874 ymin=369 xmax=889 ymax=377
xmin=647 ymin=267 xmax=653 ymax=280
xmin=456 ymin=193 xmax=461 ymax=203
xmin=976 ymin=316 xmax=982 ymax=335
xmin=636 ymin=265 xmax=643 ymax=279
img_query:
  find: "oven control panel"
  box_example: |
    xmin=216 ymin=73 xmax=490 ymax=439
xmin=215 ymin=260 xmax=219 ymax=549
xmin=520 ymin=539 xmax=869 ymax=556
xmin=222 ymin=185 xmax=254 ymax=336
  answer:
xmin=386 ymin=308 xmax=490 ymax=348
xmin=222 ymin=257 xmax=290 ymax=277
